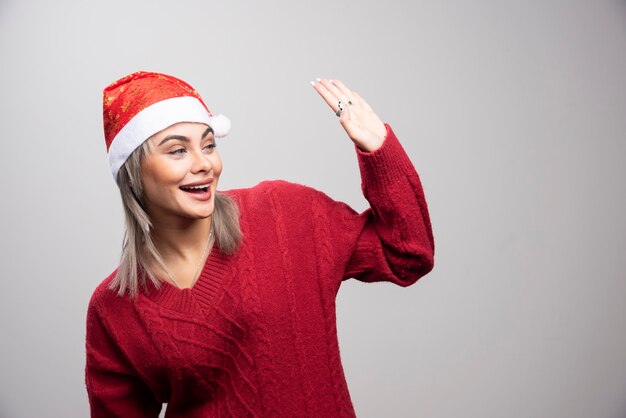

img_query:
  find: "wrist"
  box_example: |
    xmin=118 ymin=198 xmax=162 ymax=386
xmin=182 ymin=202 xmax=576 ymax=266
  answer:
xmin=354 ymin=134 xmax=385 ymax=153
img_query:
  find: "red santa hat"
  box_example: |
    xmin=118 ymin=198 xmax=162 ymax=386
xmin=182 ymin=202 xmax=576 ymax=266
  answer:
xmin=103 ymin=71 xmax=231 ymax=181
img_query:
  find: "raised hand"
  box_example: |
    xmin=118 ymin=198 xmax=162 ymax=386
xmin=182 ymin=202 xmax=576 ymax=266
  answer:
xmin=311 ymin=78 xmax=387 ymax=152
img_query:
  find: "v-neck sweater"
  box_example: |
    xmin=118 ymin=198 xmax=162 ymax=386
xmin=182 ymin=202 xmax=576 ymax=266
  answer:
xmin=85 ymin=123 xmax=435 ymax=417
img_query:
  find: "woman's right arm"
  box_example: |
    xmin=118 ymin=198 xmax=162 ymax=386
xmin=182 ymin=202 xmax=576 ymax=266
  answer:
xmin=85 ymin=292 xmax=162 ymax=418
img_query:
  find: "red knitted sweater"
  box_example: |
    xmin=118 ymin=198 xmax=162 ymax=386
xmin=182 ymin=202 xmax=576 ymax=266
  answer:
xmin=85 ymin=123 xmax=435 ymax=417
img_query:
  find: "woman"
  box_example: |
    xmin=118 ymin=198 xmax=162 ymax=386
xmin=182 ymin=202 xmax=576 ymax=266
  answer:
xmin=85 ymin=71 xmax=435 ymax=417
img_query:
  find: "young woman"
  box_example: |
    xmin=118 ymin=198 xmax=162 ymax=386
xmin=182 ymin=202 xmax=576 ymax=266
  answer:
xmin=85 ymin=71 xmax=435 ymax=417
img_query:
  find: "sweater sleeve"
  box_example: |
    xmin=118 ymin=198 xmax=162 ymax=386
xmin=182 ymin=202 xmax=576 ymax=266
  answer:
xmin=317 ymin=123 xmax=435 ymax=288
xmin=85 ymin=291 xmax=162 ymax=418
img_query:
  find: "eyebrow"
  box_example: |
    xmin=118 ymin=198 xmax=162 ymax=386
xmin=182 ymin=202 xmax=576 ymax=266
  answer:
xmin=158 ymin=126 xmax=214 ymax=146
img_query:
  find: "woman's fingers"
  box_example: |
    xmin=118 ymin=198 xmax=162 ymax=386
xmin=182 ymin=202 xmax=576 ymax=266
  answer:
xmin=351 ymin=91 xmax=373 ymax=112
xmin=314 ymin=79 xmax=375 ymax=118
xmin=310 ymin=77 xmax=386 ymax=151
xmin=321 ymin=79 xmax=353 ymax=105
xmin=311 ymin=79 xmax=342 ymax=114
xmin=329 ymin=79 xmax=357 ymax=107
xmin=312 ymin=78 xmax=360 ymax=115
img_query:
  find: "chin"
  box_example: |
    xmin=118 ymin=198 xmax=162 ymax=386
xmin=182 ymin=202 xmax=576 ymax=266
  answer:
xmin=187 ymin=204 xmax=215 ymax=220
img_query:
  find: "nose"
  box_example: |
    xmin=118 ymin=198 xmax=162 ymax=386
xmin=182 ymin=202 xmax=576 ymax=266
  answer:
xmin=190 ymin=149 xmax=212 ymax=174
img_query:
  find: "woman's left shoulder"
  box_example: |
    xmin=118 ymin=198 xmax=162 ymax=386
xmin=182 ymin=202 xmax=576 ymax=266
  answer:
xmin=224 ymin=181 xmax=339 ymax=228
xmin=224 ymin=180 xmax=321 ymax=203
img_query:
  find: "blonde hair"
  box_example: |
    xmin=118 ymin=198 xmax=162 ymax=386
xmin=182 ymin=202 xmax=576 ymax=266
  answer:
xmin=109 ymin=140 xmax=242 ymax=298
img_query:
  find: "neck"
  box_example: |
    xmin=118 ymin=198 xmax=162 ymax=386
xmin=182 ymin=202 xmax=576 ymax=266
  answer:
xmin=150 ymin=216 xmax=213 ymax=260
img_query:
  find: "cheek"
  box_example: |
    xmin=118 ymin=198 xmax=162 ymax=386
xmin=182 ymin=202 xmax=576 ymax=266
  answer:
xmin=212 ymin=154 xmax=223 ymax=177
xmin=141 ymin=173 xmax=165 ymax=202
xmin=139 ymin=162 xmax=157 ymax=198
xmin=141 ymin=159 xmax=184 ymax=197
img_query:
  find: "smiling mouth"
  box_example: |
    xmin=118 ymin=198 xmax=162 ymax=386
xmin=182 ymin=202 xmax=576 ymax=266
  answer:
xmin=179 ymin=184 xmax=210 ymax=194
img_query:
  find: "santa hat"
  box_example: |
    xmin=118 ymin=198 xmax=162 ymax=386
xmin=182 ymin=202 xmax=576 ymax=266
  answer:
xmin=103 ymin=71 xmax=230 ymax=182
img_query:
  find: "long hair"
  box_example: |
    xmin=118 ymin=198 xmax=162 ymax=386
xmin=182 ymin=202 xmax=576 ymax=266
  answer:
xmin=108 ymin=140 xmax=242 ymax=298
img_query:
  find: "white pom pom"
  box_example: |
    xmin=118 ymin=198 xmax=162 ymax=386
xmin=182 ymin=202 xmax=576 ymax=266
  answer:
xmin=209 ymin=114 xmax=231 ymax=138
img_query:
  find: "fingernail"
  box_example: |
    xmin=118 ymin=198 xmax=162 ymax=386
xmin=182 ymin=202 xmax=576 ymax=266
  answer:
xmin=310 ymin=80 xmax=316 ymax=86
xmin=316 ymin=77 xmax=321 ymax=82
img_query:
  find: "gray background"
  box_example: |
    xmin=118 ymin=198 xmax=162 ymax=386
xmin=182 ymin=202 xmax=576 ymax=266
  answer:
xmin=1 ymin=0 xmax=625 ymax=417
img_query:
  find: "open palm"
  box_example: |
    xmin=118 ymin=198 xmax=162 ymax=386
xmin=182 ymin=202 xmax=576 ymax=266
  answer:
xmin=311 ymin=78 xmax=387 ymax=152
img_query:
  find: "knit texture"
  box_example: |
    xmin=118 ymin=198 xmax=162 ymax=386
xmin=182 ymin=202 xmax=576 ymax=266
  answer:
xmin=85 ymin=123 xmax=435 ymax=417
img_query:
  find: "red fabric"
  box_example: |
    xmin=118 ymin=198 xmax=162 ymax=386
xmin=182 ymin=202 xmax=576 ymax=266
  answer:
xmin=103 ymin=71 xmax=212 ymax=150
xmin=85 ymin=123 xmax=435 ymax=417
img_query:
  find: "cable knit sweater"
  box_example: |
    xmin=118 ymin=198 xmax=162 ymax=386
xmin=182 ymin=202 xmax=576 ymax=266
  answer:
xmin=85 ymin=123 xmax=435 ymax=417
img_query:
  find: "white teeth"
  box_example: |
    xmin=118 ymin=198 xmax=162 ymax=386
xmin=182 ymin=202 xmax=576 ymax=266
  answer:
xmin=181 ymin=184 xmax=209 ymax=190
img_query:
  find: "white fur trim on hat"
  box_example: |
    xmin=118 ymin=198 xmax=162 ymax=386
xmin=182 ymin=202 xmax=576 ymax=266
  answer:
xmin=108 ymin=96 xmax=231 ymax=181
xmin=208 ymin=113 xmax=231 ymax=138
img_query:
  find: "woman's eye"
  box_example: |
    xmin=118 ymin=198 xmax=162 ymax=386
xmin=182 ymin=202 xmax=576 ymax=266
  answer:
xmin=168 ymin=148 xmax=186 ymax=155
xmin=203 ymin=144 xmax=216 ymax=152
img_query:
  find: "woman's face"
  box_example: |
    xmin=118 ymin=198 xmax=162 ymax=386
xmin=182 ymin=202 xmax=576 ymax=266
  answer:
xmin=140 ymin=122 xmax=222 ymax=223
